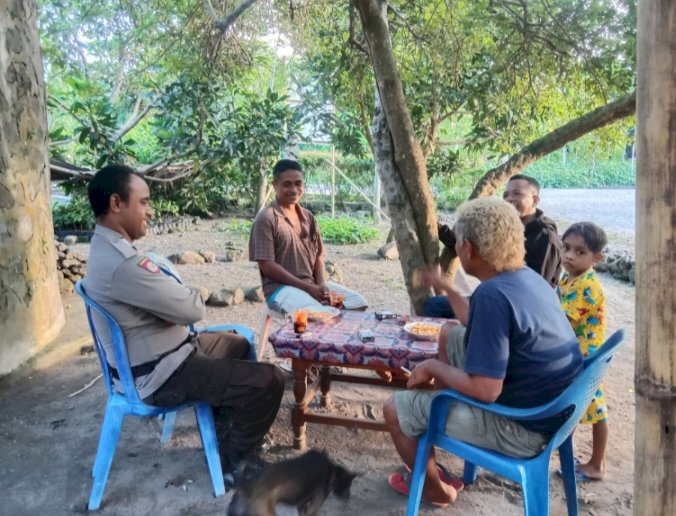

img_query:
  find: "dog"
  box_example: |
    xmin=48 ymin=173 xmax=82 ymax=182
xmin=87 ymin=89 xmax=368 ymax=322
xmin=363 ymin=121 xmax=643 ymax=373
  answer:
xmin=227 ymin=449 xmax=357 ymax=516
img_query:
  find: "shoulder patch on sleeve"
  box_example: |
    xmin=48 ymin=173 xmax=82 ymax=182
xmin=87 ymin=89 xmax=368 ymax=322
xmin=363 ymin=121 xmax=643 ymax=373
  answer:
xmin=138 ymin=257 xmax=161 ymax=274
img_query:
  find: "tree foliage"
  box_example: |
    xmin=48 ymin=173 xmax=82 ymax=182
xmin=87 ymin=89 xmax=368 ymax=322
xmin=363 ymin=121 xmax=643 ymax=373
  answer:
xmin=39 ymin=0 xmax=300 ymax=211
xmin=288 ymin=0 xmax=636 ymax=172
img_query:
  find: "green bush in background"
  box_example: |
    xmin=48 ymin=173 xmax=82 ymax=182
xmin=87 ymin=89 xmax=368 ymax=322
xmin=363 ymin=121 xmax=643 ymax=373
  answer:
xmin=316 ymin=215 xmax=380 ymax=244
xmin=218 ymin=218 xmax=253 ymax=235
xmin=52 ymin=195 xmax=183 ymax=231
xmin=527 ymin=155 xmax=635 ymax=188
xmin=52 ymin=195 xmax=95 ymax=230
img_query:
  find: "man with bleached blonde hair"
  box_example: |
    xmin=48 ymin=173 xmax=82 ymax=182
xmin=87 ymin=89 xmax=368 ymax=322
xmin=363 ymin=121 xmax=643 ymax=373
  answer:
xmin=383 ymin=198 xmax=582 ymax=507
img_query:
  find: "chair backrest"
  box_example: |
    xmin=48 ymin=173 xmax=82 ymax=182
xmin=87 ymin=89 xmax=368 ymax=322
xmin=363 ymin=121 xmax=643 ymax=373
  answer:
xmin=547 ymin=329 xmax=626 ymax=449
xmin=75 ymin=281 xmax=144 ymax=404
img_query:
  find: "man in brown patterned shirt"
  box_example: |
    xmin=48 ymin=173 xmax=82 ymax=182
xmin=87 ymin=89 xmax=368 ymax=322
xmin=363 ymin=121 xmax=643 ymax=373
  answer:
xmin=249 ymin=159 xmax=367 ymax=314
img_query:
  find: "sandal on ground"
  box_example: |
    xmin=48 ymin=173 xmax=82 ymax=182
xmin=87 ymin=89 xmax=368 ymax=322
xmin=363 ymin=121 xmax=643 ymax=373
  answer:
xmin=555 ymin=464 xmax=602 ymax=483
xmin=387 ymin=471 xmax=456 ymax=508
xmin=404 ymin=463 xmax=464 ymax=491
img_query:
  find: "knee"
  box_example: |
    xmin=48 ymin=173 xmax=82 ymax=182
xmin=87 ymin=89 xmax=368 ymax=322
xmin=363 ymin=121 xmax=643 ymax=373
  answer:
xmin=422 ymin=297 xmax=436 ymax=317
xmin=438 ymin=325 xmax=451 ymax=353
xmin=231 ymin=334 xmax=250 ymax=358
xmin=268 ymin=366 xmax=286 ymax=396
xmin=383 ymin=396 xmax=398 ymax=430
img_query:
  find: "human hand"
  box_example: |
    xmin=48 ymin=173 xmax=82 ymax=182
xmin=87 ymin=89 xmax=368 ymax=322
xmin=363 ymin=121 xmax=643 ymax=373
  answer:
xmin=406 ymin=360 xmax=436 ymax=389
xmin=414 ymin=265 xmax=447 ymax=292
xmin=308 ymin=283 xmax=331 ymax=303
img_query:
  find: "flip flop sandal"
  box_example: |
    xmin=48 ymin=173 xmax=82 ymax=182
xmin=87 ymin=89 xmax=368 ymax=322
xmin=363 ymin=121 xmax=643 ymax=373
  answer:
xmin=387 ymin=472 xmax=451 ymax=508
xmin=405 ymin=463 xmax=465 ymax=492
xmin=555 ymin=464 xmax=602 ymax=482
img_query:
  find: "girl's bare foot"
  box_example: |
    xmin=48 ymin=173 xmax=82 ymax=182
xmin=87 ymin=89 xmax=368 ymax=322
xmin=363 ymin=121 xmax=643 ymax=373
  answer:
xmin=576 ymin=461 xmax=605 ymax=480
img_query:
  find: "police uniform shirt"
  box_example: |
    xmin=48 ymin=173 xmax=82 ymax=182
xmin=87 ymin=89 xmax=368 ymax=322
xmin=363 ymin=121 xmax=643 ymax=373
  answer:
xmin=83 ymin=225 xmax=205 ymax=399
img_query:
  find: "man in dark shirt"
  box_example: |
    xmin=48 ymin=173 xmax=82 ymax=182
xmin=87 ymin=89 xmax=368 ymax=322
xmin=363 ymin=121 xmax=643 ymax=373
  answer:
xmin=503 ymin=174 xmax=562 ymax=287
xmin=384 ymin=197 xmax=581 ymax=507
xmin=424 ymin=174 xmax=562 ymax=317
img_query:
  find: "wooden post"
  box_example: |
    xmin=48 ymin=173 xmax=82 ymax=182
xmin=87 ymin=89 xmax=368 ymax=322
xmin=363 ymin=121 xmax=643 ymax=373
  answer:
xmin=331 ymin=143 xmax=336 ymax=218
xmin=634 ymin=1 xmax=676 ymax=514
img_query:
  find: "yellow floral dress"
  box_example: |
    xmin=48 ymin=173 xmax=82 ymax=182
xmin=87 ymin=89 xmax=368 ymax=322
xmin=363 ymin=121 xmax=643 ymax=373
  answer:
xmin=558 ymin=269 xmax=608 ymax=424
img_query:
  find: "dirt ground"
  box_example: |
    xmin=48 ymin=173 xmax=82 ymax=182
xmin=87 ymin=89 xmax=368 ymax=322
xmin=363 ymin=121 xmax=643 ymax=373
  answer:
xmin=0 ymin=213 xmax=636 ymax=516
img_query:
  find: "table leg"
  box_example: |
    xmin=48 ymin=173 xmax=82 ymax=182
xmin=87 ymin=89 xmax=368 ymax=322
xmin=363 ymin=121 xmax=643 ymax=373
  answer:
xmin=291 ymin=359 xmax=308 ymax=451
xmin=319 ymin=366 xmax=331 ymax=408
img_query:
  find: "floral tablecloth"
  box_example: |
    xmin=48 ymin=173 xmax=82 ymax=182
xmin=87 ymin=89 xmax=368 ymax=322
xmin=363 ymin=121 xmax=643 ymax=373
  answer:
xmin=268 ymin=311 xmax=444 ymax=369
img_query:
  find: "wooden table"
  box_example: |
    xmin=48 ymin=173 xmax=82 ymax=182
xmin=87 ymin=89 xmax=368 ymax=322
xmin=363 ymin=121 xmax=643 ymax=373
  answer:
xmin=268 ymin=311 xmax=442 ymax=450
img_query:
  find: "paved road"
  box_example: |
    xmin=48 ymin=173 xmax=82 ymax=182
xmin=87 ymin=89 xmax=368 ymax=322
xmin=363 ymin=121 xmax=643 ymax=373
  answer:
xmin=539 ymin=188 xmax=635 ymax=235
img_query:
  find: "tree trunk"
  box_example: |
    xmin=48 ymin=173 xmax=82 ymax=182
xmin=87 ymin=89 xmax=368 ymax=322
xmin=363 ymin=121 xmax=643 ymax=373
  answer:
xmin=469 ymin=92 xmax=636 ymax=199
xmin=254 ymin=168 xmax=267 ymax=214
xmin=634 ymin=1 xmax=676 ymax=514
xmin=356 ymin=0 xmax=438 ymax=314
xmin=0 ymin=0 xmax=65 ymax=374
xmin=372 ymin=92 xmax=432 ymax=312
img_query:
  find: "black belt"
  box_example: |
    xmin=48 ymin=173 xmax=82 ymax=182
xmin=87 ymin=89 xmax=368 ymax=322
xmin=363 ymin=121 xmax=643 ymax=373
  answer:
xmin=109 ymin=333 xmax=195 ymax=381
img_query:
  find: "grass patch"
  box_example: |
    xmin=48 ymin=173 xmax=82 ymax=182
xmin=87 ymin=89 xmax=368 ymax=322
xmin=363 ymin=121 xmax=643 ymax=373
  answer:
xmin=218 ymin=218 xmax=253 ymax=234
xmin=316 ymin=215 xmax=380 ymax=245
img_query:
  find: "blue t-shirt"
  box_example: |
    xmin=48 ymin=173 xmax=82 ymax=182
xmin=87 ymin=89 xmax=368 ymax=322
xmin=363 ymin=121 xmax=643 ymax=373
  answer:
xmin=463 ymin=267 xmax=583 ymax=435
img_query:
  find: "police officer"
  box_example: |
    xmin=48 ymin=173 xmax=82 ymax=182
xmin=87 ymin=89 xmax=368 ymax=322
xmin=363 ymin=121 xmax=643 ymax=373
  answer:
xmin=83 ymin=164 xmax=284 ymax=484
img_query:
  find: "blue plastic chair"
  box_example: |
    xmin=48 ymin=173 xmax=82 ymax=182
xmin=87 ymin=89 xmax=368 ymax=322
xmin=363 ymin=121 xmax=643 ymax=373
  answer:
xmin=406 ymin=329 xmax=626 ymax=516
xmin=75 ymin=281 xmax=226 ymax=510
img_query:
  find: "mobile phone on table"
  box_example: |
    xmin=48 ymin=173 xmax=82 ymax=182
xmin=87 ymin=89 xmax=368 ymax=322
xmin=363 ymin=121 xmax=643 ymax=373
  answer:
xmin=375 ymin=310 xmax=398 ymax=320
xmin=358 ymin=329 xmax=375 ymax=342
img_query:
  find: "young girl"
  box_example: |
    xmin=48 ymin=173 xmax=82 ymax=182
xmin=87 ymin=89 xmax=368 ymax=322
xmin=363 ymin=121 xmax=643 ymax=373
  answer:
xmin=557 ymin=222 xmax=608 ymax=481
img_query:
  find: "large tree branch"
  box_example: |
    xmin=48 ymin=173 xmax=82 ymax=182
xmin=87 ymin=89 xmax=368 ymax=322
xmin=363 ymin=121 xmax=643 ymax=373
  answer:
xmin=355 ymin=0 xmax=438 ymax=265
xmin=469 ymin=91 xmax=636 ymax=198
xmin=439 ymin=91 xmax=636 ymax=278
xmin=111 ymin=100 xmax=157 ymax=141
xmin=202 ymin=0 xmax=259 ymax=34
xmin=348 ymin=1 xmax=370 ymax=56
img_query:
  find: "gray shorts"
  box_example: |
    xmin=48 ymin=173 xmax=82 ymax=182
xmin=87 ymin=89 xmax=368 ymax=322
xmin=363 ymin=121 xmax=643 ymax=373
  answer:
xmin=394 ymin=324 xmax=547 ymax=458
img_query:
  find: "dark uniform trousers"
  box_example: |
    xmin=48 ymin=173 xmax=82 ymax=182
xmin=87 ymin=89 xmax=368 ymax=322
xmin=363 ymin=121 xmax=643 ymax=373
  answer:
xmin=145 ymin=331 xmax=285 ymax=470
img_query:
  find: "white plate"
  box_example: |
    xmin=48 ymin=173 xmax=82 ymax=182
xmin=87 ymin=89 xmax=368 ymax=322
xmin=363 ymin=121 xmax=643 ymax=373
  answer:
xmin=303 ymin=306 xmax=341 ymax=322
xmin=403 ymin=321 xmax=443 ymax=341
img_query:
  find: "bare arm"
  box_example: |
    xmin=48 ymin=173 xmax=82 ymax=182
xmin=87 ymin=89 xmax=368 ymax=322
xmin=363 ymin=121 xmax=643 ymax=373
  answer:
xmin=419 ymin=267 xmax=470 ymax=325
xmin=408 ymin=359 xmax=503 ymax=403
xmin=258 ymin=259 xmax=325 ymax=301
xmin=313 ymin=255 xmax=327 ymax=287
xmin=440 ymin=284 xmax=469 ymax=325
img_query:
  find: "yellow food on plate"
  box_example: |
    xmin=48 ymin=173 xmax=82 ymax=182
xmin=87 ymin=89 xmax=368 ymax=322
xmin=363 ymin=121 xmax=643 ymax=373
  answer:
xmin=306 ymin=309 xmax=336 ymax=321
xmin=408 ymin=322 xmax=441 ymax=337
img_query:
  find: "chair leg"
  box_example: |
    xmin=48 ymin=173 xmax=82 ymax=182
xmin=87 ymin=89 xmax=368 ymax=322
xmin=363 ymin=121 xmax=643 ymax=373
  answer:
xmin=521 ymin=465 xmax=551 ymax=516
xmin=463 ymin=461 xmax=478 ymax=484
xmin=195 ymin=403 xmax=225 ymax=497
xmin=89 ymin=406 xmax=125 ymax=510
xmin=406 ymin=436 xmax=433 ymax=516
xmin=559 ymin=436 xmax=579 ymax=516
xmin=160 ymin=411 xmax=177 ymax=444
xmin=258 ymin=313 xmax=272 ymax=361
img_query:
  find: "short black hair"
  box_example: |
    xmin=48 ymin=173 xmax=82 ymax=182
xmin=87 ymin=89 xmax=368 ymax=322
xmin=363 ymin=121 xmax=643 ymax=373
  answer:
xmin=88 ymin=164 xmax=139 ymax=218
xmin=508 ymin=174 xmax=541 ymax=194
xmin=562 ymin=222 xmax=608 ymax=253
xmin=272 ymin=159 xmax=303 ymax=180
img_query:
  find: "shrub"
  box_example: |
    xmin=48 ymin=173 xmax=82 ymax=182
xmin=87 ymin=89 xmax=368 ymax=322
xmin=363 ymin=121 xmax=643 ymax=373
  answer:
xmin=316 ymin=215 xmax=380 ymax=245
xmin=52 ymin=194 xmax=96 ymax=230
xmin=150 ymin=199 xmax=180 ymax=218
xmin=218 ymin=218 xmax=253 ymax=234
